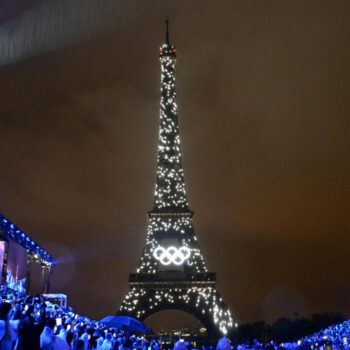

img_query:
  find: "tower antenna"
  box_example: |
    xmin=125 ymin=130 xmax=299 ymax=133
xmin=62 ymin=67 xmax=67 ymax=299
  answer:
xmin=165 ymin=19 xmax=170 ymax=44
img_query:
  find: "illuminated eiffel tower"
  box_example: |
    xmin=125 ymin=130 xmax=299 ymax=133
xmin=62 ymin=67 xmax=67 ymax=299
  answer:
xmin=118 ymin=21 xmax=236 ymax=336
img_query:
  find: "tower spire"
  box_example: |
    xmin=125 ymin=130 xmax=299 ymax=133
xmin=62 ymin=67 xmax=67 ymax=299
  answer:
xmin=165 ymin=19 xmax=170 ymax=44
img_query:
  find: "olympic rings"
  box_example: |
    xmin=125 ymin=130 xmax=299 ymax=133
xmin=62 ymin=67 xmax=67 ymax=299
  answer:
xmin=153 ymin=246 xmax=191 ymax=266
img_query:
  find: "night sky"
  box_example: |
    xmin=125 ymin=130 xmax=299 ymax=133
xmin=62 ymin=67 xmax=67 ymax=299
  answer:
xmin=0 ymin=0 xmax=349 ymax=330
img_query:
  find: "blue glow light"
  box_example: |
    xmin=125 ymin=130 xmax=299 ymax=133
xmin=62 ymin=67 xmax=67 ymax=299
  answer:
xmin=0 ymin=213 xmax=55 ymax=266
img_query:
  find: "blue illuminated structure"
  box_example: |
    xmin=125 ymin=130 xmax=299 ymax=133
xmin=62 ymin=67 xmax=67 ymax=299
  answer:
xmin=0 ymin=212 xmax=55 ymax=293
xmin=0 ymin=214 xmax=55 ymax=265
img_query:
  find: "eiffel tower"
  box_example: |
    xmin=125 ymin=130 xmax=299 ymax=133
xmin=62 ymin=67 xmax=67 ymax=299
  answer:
xmin=118 ymin=21 xmax=236 ymax=336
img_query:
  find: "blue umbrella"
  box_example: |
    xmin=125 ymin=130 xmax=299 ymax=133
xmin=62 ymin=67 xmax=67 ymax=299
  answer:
xmin=100 ymin=316 xmax=151 ymax=334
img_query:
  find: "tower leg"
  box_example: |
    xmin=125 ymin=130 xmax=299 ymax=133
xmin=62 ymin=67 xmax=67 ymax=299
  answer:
xmin=118 ymin=285 xmax=235 ymax=337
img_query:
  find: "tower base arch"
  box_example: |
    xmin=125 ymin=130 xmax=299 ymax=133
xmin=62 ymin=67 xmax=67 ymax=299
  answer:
xmin=118 ymin=272 xmax=235 ymax=337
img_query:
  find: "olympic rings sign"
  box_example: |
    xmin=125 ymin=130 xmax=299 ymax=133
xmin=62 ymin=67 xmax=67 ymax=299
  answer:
xmin=153 ymin=246 xmax=191 ymax=266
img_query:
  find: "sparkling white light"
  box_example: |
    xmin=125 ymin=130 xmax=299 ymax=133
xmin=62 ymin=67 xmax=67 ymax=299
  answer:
xmin=136 ymin=215 xmax=207 ymax=274
xmin=119 ymin=37 xmax=235 ymax=337
xmin=154 ymin=48 xmax=188 ymax=211
xmin=153 ymin=245 xmax=191 ymax=265
xmin=120 ymin=286 xmax=234 ymax=336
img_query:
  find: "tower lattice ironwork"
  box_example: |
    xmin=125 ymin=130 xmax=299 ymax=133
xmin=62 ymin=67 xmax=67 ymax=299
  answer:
xmin=118 ymin=21 xmax=236 ymax=336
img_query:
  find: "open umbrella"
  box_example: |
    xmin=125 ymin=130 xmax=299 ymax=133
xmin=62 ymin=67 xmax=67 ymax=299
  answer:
xmin=100 ymin=315 xmax=151 ymax=334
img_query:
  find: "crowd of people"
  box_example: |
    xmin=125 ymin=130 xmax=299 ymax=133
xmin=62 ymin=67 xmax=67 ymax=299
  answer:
xmin=0 ymin=287 xmax=161 ymax=350
xmin=297 ymin=320 xmax=350 ymax=349
xmin=0 ymin=287 xmax=348 ymax=350
xmin=236 ymin=320 xmax=350 ymax=350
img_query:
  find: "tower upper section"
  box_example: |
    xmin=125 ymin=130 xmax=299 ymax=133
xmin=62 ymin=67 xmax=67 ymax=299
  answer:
xmin=152 ymin=21 xmax=189 ymax=213
xmin=159 ymin=20 xmax=176 ymax=59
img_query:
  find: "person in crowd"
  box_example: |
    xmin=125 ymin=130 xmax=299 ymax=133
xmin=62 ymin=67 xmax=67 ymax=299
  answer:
xmin=216 ymin=336 xmax=232 ymax=350
xmin=40 ymin=318 xmax=57 ymax=350
xmin=0 ymin=302 xmax=16 ymax=350
xmin=9 ymin=308 xmax=21 ymax=349
xmin=99 ymin=332 xmax=114 ymax=350
xmin=95 ymin=330 xmax=105 ymax=350
xmin=79 ymin=326 xmax=90 ymax=350
xmin=17 ymin=304 xmax=46 ymax=350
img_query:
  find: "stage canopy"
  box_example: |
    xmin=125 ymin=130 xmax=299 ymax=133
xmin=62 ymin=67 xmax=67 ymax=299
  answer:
xmin=0 ymin=213 xmax=55 ymax=266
